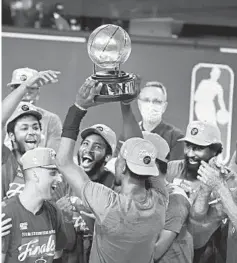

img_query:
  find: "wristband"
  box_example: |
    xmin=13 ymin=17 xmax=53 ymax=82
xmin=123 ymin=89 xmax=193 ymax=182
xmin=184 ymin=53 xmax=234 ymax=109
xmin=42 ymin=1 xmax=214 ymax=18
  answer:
xmin=62 ymin=105 xmax=87 ymax=141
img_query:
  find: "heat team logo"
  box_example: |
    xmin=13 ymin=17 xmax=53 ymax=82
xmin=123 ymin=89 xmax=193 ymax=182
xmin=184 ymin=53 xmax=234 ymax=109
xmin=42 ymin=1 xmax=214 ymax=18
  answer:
xmin=190 ymin=63 xmax=234 ymax=164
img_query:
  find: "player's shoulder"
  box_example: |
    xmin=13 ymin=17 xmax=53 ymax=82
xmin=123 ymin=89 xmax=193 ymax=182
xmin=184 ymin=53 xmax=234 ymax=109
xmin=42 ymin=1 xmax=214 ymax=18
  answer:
xmin=169 ymin=185 xmax=190 ymax=207
xmin=150 ymin=188 xmax=168 ymax=209
xmin=2 ymin=143 xmax=14 ymax=165
xmin=160 ymin=121 xmax=184 ymax=139
xmin=2 ymin=196 xmax=19 ymax=215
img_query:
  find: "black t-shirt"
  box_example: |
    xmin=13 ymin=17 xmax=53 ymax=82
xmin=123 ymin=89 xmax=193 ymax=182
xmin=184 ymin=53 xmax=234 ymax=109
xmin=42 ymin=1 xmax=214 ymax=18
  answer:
xmin=2 ymin=195 xmax=66 ymax=263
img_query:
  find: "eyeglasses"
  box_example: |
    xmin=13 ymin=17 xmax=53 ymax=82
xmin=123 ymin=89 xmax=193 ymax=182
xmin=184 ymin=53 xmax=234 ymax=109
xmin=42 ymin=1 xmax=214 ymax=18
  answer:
xmin=138 ymin=98 xmax=166 ymax=106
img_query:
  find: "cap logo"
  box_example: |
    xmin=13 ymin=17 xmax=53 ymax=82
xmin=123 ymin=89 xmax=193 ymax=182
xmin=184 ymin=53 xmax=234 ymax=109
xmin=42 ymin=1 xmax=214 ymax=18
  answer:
xmin=138 ymin=150 xmax=156 ymax=161
xmin=21 ymin=105 xmax=29 ymax=111
xmin=20 ymin=74 xmax=27 ymax=81
xmin=143 ymin=156 xmax=151 ymax=164
xmin=96 ymin=126 xmax=104 ymax=132
xmin=191 ymin=128 xmax=198 ymax=136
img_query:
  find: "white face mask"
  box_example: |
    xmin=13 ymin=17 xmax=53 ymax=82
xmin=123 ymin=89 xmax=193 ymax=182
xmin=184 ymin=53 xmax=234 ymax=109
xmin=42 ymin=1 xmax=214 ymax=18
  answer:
xmin=138 ymin=101 xmax=164 ymax=123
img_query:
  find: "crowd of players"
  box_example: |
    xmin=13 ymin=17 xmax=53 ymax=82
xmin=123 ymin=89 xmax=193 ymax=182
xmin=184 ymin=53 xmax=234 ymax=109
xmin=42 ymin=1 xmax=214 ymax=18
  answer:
xmin=1 ymin=68 xmax=237 ymax=263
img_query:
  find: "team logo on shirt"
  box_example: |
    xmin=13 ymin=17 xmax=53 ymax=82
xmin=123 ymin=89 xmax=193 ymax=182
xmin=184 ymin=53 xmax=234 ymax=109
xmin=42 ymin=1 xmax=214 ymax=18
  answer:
xmin=18 ymin=234 xmax=56 ymax=262
xmin=20 ymin=222 xmax=28 ymax=231
xmin=7 ymin=182 xmax=25 ymax=198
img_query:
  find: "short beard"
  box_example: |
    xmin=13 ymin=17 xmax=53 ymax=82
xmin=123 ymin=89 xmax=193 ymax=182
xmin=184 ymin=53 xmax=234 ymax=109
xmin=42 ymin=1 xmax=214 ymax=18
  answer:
xmin=184 ymin=156 xmax=201 ymax=179
xmin=77 ymin=154 xmax=106 ymax=179
xmin=12 ymin=141 xmax=26 ymax=155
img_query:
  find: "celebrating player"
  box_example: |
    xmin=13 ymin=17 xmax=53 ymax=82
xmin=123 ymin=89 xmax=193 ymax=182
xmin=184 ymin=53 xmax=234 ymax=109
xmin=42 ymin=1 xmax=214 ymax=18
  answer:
xmin=2 ymin=70 xmax=60 ymax=199
xmin=2 ymin=147 xmax=76 ymax=263
xmin=5 ymin=67 xmax=62 ymax=152
xmin=56 ymin=78 xmax=167 ymax=263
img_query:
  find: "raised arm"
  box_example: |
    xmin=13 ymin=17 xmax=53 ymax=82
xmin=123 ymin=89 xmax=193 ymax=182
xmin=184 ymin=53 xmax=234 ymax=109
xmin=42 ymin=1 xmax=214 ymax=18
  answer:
xmin=56 ymin=78 xmax=104 ymax=199
xmin=114 ymin=76 xmax=142 ymax=156
xmin=2 ymin=70 xmax=60 ymax=128
xmin=120 ymin=102 xmax=143 ymax=141
xmin=2 ymin=83 xmax=28 ymax=128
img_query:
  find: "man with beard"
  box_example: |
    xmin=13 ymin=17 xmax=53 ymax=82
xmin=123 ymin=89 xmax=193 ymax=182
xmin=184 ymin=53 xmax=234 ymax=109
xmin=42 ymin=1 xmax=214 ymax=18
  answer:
xmin=165 ymin=120 xmax=223 ymax=263
xmin=4 ymin=67 xmax=62 ymax=152
xmin=191 ymin=144 xmax=237 ymax=263
xmin=56 ymin=78 xmax=166 ymax=263
xmin=2 ymin=70 xmax=60 ymax=199
xmin=137 ymin=81 xmax=184 ymax=160
xmin=61 ymin=123 xmax=116 ymax=263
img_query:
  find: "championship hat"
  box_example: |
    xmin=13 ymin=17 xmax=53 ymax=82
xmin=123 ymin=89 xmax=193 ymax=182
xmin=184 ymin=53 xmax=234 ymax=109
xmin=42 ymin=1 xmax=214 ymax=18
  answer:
xmin=120 ymin=137 xmax=159 ymax=177
xmin=81 ymin=124 xmax=117 ymax=155
xmin=142 ymin=131 xmax=170 ymax=162
xmin=6 ymin=102 xmax=42 ymax=131
xmin=178 ymin=120 xmax=222 ymax=146
xmin=7 ymin=68 xmax=38 ymax=87
xmin=20 ymin=147 xmax=57 ymax=171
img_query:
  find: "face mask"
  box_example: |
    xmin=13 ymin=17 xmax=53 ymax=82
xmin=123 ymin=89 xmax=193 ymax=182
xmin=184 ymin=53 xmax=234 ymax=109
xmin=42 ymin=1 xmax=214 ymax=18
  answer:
xmin=138 ymin=102 xmax=164 ymax=123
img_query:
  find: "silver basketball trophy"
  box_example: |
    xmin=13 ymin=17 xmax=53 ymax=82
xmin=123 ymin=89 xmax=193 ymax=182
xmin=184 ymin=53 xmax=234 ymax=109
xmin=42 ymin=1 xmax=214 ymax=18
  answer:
xmin=87 ymin=24 xmax=140 ymax=102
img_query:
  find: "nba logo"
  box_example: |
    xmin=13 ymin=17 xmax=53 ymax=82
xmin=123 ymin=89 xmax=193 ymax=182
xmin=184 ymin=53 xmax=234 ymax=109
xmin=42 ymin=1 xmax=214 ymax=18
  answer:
xmin=189 ymin=63 xmax=234 ymax=164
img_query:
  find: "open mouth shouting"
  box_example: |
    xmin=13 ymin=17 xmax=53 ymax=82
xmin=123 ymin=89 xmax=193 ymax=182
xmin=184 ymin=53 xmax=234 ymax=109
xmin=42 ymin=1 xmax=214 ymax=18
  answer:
xmin=80 ymin=154 xmax=95 ymax=171
xmin=25 ymin=139 xmax=38 ymax=150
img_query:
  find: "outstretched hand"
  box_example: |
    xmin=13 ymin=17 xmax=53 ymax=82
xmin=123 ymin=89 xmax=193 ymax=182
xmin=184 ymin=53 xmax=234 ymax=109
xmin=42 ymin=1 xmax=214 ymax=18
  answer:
xmin=75 ymin=77 xmax=104 ymax=109
xmin=23 ymin=70 xmax=61 ymax=89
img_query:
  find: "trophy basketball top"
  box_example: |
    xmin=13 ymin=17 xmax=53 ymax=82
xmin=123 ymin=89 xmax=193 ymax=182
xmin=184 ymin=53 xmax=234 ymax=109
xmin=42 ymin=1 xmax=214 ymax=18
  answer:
xmin=87 ymin=24 xmax=139 ymax=102
xmin=87 ymin=24 xmax=131 ymax=69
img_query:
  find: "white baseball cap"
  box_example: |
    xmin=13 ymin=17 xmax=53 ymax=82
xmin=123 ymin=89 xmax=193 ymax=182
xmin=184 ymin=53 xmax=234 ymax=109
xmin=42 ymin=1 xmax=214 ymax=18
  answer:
xmin=120 ymin=137 xmax=159 ymax=177
xmin=81 ymin=124 xmax=117 ymax=155
xmin=6 ymin=102 xmax=42 ymax=131
xmin=7 ymin=68 xmax=38 ymax=87
xmin=21 ymin=147 xmax=57 ymax=171
xmin=142 ymin=131 xmax=170 ymax=162
xmin=179 ymin=120 xmax=222 ymax=146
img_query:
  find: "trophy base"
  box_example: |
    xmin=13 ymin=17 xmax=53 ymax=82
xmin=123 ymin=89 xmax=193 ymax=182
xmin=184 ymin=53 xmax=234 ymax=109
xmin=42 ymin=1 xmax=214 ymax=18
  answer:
xmin=94 ymin=93 xmax=138 ymax=102
xmin=91 ymin=71 xmax=140 ymax=102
